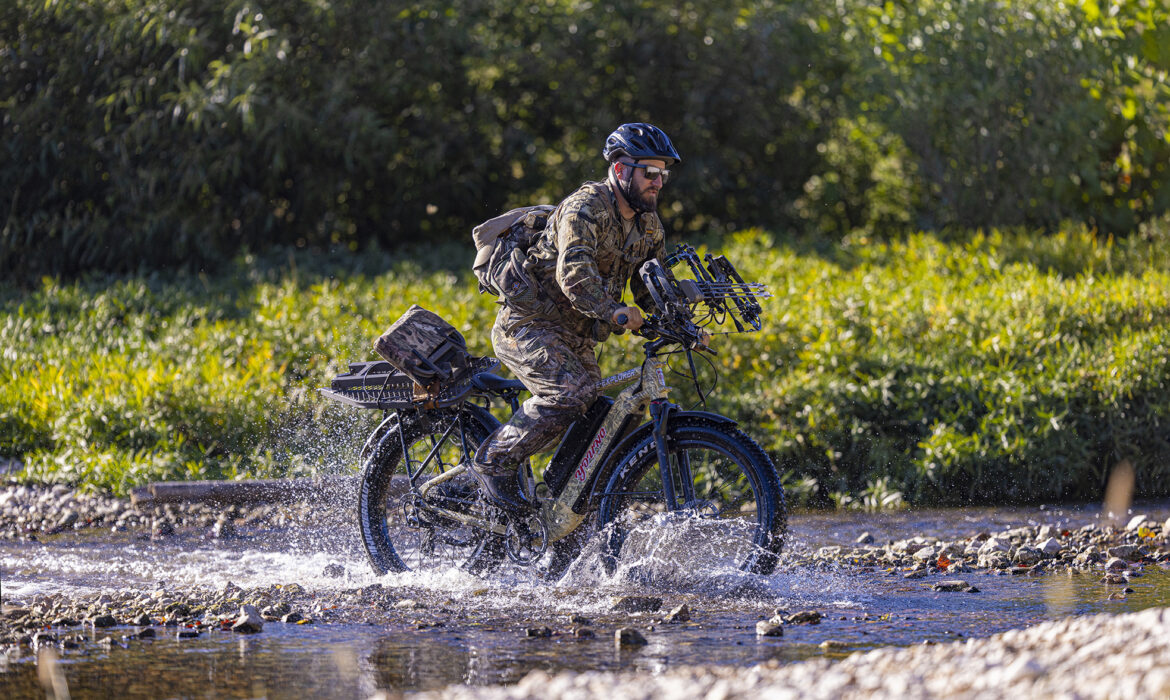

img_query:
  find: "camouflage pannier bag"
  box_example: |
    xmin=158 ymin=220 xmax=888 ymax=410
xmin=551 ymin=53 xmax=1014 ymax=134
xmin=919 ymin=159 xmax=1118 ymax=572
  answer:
xmin=472 ymin=204 xmax=555 ymax=298
xmin=373 ymin=305 xmax=473 ymax=390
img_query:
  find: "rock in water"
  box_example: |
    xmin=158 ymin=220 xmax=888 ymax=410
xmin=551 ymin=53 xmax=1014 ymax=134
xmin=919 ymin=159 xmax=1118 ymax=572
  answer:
xmin=664 ymin=604 xmax=691 ymax=623
xmin=232 ymin=605 xmax=264 ymax=633
xmin=756 ymin=620 xmax=784 ymax=637
xmin=784 ymin=610 xmax=822 ymax=625
xmin=615 ymin=627 xmax=648 ymax=647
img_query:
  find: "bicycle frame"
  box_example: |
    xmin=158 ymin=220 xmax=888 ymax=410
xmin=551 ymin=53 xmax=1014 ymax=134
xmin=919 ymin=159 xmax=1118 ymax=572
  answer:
xmin=410 ymin=351 xmax=671 ymax=543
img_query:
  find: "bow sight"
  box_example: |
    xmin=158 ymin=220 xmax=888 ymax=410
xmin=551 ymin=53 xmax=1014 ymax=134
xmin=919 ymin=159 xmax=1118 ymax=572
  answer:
xmin=639 ymin=244 xmax=771 ymax=333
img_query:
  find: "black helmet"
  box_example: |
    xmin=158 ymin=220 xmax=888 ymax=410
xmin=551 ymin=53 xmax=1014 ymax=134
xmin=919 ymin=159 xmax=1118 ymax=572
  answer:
xmin=602 ymin=123 xmax=681 ymax=165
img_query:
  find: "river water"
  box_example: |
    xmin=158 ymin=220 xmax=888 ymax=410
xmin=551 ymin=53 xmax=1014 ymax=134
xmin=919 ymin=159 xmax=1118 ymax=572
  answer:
xmin=2 ymin=501 xmax=1169 ymax=698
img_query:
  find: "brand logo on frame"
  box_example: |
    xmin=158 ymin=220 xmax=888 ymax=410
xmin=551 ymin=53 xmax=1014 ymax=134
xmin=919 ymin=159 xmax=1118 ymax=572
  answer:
xmin=574 ymin=426 xmax=608 ymax=482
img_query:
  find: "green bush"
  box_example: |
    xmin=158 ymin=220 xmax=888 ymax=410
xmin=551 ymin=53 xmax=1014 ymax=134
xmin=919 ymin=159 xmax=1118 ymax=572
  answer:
xmin=3 ymin=229 xmax=1169 ymax=505
xmin=3 ymin=0 xmax=1168 ymax=280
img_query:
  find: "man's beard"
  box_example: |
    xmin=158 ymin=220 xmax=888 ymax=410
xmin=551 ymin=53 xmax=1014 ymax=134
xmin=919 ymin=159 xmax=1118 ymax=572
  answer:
xmin=628 ymin=183 xmax=659 ymax=213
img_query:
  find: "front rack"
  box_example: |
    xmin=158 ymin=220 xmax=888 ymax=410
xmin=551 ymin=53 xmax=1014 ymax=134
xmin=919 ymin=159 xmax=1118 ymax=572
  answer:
xmin=320 ymin=356 xmax=500 ymax=410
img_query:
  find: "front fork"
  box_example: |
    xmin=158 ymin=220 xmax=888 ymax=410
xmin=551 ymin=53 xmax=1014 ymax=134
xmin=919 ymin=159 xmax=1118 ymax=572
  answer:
xmin=650 ymin=399 xmax=695 ymax=511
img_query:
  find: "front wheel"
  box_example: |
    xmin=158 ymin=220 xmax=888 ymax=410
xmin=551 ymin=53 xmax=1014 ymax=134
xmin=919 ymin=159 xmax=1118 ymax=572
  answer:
xmin=596 ymin=417 xmax=787 ymax=576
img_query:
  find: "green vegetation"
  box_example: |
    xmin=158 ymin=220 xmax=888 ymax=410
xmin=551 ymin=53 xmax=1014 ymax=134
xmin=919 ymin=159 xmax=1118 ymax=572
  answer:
xmin=4 ymin=0 xmax=1169 ymax=280
xmin=3 ymin=226 xmax=1169 ymax=505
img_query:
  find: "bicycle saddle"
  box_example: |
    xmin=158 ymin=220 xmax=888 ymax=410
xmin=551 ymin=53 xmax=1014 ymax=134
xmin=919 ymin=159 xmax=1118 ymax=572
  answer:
xmin=472 ymin=372 xmax=527 ymax=393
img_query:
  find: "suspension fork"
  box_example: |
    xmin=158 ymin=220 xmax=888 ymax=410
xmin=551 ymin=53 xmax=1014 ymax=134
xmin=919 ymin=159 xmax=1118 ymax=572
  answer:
xmin=650 ymin=399 xmax=696 ymax=510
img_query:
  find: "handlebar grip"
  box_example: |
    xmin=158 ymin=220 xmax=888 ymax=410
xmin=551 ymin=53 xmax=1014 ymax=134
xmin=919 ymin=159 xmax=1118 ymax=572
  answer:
xmin=615 ymin=312 xmax=628 ymax=325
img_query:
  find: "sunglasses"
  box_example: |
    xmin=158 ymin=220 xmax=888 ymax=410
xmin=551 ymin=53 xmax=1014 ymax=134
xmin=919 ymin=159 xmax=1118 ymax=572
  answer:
xmin=624 ymin=162 xmax=671 ymax=184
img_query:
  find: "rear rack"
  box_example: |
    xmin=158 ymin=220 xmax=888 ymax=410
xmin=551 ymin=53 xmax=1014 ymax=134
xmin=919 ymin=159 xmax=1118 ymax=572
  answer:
xmin=319 ymin=356 xmax=500 ymax=410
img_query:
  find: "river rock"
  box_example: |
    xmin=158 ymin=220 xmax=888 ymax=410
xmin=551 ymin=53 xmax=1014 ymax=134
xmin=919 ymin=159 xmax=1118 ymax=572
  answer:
xmin=755 ymin=620 xmax=783 ymax=637
xmin=571 ymin=627 xmax=596 ymax=639
xmin=785 ymin=611 xmax=822 ymax=625
xmin=615 ymin=627 xmax=648 ymax=646
xmin=47 ymin=509 xmax=78 ymax=534
xmin=819 ymin=640 xmax=849 ymax=650
xmin=980 ymin=537 xmax=1010 ymax=554
xmin=1014 ymin=546 xmax=1043 ymax=566
xmin=1125 ymin=514 xmax=1150 ymax=531
xmin=664 ymin=604 xmax=691 ymax=623
xmin=567 ymin=614 xmax=592 ymax=625
xmin=856 ymin=531 xmax=875 ymax=545
xmin=281 ymin=612 xmax=304 ymax=624
xmin=1038 ymin=538 xmax=1062 ymax=557
xmin=979 ymin=552 xmax=1011 ymax=570
xmin=1037 ymin=525 xmax=1057 ymax=540
xmin=611 ymin=596 xmax=663 ymax=613
xmin=932 ymin=580 xmax=978 ymax=593
xmin=1107 ymin=544 xmax=1143 ymax=562
xmin=912 ymin=546 xmax=938 ymax=562
xmin=232 ymin=605 xmax=263 ymax=633
xmin=525 ymin=626 xmax=552 ymax=638
xmin=1104 ymin=557 xmax=1129 ymax=572
xmin=90 ymin=614 xmax=117 ymax=628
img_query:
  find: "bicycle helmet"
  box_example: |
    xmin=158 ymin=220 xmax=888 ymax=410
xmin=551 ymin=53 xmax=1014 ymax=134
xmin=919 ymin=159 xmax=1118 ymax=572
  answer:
xmin=602 ymin=123 xmax=681 ymax=165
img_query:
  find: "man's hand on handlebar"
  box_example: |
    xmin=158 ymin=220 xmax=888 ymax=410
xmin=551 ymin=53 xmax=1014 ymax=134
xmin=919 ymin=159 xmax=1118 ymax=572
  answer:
xmin=612 ymin=306 xmax=644 ymax=331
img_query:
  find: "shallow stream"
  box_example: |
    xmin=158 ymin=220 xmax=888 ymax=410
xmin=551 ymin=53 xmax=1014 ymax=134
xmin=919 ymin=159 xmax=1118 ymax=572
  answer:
xmin=2 ymin=501 xmax=1168 ymax=698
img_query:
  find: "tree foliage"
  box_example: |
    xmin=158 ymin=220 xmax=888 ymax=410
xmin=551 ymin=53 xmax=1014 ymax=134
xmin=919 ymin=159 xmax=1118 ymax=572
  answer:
xmin=2 ymin=0 xmax=1168 ymax=280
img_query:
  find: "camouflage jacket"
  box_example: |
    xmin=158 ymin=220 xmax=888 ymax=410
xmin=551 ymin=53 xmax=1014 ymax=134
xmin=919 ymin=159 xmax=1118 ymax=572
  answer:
xmin=524 ymin=181 xmax=666 ymax=341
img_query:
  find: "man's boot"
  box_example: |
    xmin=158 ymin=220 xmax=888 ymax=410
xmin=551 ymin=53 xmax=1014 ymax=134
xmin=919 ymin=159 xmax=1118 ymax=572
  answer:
xmin=467 ymin=443 xmax=530 ymax=513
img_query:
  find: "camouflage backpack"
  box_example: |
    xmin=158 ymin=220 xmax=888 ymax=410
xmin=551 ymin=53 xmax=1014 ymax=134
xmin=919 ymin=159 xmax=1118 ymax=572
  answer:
xmin=372 ymin=305 xmax=472 ymax=389
xmin=471 ymin=204 xmax=555 ymax=297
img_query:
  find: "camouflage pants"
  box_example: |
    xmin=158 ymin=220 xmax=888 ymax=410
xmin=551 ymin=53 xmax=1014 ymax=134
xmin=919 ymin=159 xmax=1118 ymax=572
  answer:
xmin=477 ymin=306 xmax=601 ymax=474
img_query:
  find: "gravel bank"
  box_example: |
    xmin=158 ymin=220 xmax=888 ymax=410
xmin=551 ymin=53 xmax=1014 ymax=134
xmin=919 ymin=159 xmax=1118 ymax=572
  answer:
xmin=425 ymin=607 xmax=1170 ymax=699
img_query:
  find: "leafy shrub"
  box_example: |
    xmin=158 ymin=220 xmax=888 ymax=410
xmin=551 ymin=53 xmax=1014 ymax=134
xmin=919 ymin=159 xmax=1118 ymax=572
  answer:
xmin=4 ymin=230 xmax=1170 ymax=506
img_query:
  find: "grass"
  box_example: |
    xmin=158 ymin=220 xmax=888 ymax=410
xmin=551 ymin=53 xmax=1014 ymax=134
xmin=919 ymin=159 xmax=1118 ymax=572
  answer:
xmin=3 ymin=225 xmax=1169 ymax=505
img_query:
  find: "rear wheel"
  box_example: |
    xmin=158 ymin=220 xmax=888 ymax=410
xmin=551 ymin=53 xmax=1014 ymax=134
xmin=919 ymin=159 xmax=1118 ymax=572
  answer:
xmin=357 ymin=403 xmax=505 ymax=575
xmin=597 ymin=418 xmax=786 ymax=576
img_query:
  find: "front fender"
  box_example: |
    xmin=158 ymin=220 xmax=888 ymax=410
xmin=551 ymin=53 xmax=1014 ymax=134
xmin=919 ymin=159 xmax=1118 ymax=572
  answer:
xmin=581 ymin=410 xmax=737 ymax=512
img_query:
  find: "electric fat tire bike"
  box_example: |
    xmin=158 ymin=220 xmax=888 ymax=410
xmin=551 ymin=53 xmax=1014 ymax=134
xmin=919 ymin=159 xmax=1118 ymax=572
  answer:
xmin=321 ymin=245 xmax=787 ymax=578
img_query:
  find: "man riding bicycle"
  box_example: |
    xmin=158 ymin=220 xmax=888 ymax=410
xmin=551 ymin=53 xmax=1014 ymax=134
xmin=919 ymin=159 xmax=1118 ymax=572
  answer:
xmin=467 ymin=123 xmax=682 ymax=511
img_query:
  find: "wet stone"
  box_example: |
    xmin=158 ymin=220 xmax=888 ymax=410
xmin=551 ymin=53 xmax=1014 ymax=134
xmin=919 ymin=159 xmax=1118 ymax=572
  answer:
xmin=615 ymin=627 xmax=648 ymax=647
xmin=567 ymin=614 xmax=592 ymax=625
xmin=322 ymin=563 xmax=345 ymax=578
xmin=664 ymin=604 xmax=691 ymax=623
xmin=1104 ymin=557 xmax=1129 ymax=572
xmin=571 ymin=627 xmax=596 ymax=639
xmin=756 ymin=620 xmax=783 ymax=637
xmin=784 ymin=610 xmax=822 ymax=625
xmin=176 ymin=629 xmax=199 ymax=639
xmin=525 ymin=626 xmax=552 ymax=638
xmin=133 ymin=613 xmax=152 ymax=626
xmin=90 ymin=614 xmax=117 ymax=628
xmin=856 ymin=531 xmax=875 ymax=545
xmin=932 ymin=580 xmax=979 ymax=593
xmin=1106 ymin=545 xmax=1143 ymax=562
